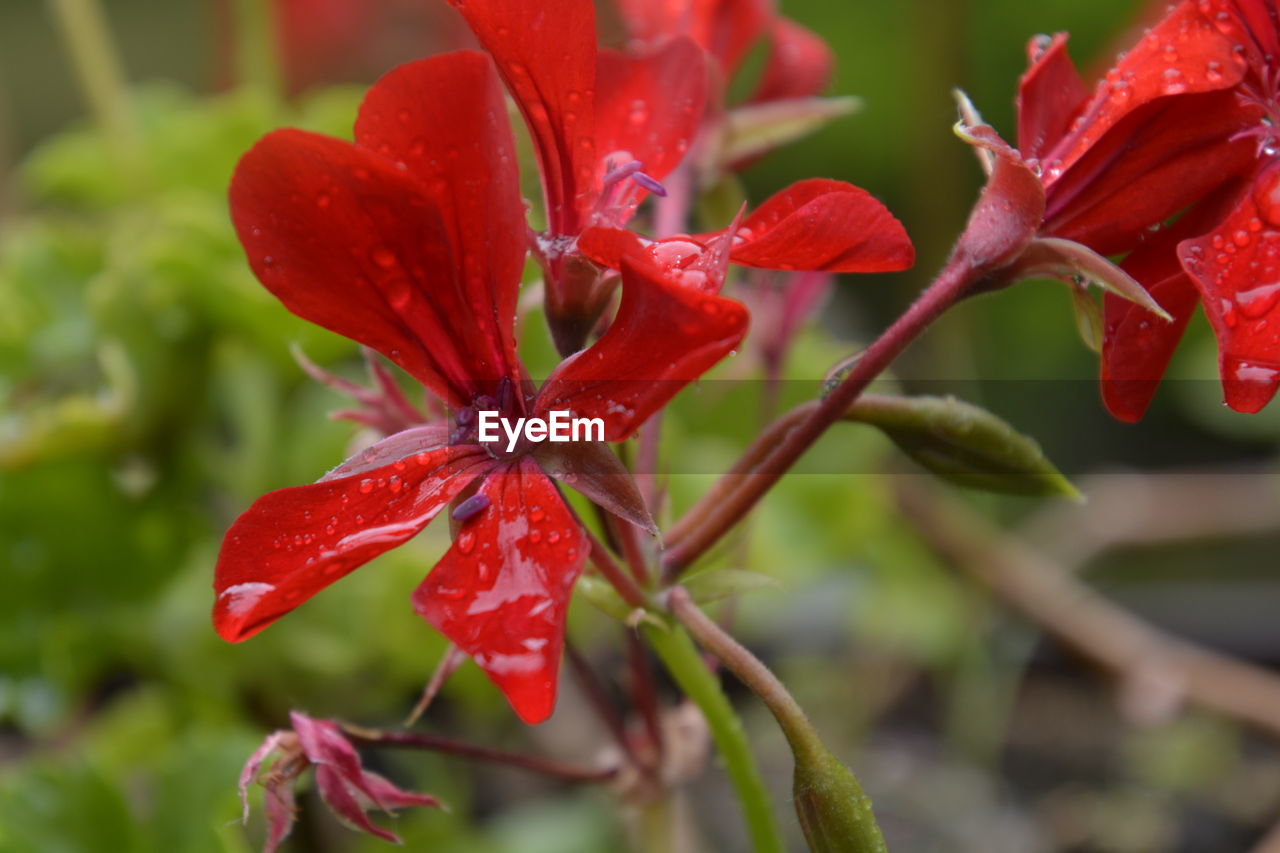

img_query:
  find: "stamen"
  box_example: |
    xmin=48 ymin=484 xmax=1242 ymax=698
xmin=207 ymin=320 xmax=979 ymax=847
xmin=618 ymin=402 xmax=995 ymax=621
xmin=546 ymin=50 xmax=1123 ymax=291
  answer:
xmin=451 ymin=493 xmax=491 ymax=522
xmin=631 ymin=170 xmax=668 ymax=197
xmin=601 ymin=159 xmax=644 ymax=190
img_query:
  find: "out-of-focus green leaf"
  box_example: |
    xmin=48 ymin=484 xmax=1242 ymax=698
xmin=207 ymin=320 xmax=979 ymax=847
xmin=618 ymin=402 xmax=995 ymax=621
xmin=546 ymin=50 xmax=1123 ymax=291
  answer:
xmin=683 ymin=568 xmax=782 ymax=604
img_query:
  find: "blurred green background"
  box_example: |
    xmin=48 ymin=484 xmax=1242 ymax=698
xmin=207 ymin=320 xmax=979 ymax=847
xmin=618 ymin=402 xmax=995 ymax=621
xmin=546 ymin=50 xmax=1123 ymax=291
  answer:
xmin=3 ymin=1 xmax=1280 ymax=851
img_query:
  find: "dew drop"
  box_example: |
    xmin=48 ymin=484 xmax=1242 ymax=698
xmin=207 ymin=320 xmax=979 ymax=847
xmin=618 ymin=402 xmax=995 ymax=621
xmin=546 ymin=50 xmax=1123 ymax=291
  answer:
xmin=1254 ymin=161 xmax=1280 ymax=226
xmin=457 ymin=531 xmax=476 ymax=554
xmin=1236 ymin=281 xmax=1280 ymax=319
xmin=372 ymin=246 xmax=397 ymax=268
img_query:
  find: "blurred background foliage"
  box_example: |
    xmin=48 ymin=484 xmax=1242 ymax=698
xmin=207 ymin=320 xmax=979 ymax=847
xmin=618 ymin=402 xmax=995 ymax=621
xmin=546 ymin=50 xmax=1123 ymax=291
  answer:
xmin=2 ymin=0 xmax=1280 ymax=851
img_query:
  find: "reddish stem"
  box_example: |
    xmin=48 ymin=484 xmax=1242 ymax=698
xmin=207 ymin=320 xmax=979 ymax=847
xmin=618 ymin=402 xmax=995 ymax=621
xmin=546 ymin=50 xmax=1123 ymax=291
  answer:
xmin=584 ymin=526 xmax=650 ymax=609
xmin=343 ymin=726 xmax=616 ymax=783
xmin=662 ymin=258 xmax=980 ymax=578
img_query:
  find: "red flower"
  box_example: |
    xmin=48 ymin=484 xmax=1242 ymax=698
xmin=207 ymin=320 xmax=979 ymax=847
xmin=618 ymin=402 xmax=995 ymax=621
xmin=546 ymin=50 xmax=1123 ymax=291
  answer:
xmin=615 ymin=0 xmax=834 ymax=104
xmin=215 ymin=51 xmax=747 ymax=723
xmin=239 ymin=711 xmax=440 ymax=851
xmin=959 ymin=2 xmax=1273 ymax=419
xmin=575 ymin=178 xmax=915 ymax=292
xmin=443 ymin=0 xmax=712 ymax=350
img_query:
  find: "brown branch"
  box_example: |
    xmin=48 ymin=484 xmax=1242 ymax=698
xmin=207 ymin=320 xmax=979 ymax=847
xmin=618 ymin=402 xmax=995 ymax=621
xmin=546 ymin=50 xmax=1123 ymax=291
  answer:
xmin=894 ymin=479 xmax=1280 ymax=740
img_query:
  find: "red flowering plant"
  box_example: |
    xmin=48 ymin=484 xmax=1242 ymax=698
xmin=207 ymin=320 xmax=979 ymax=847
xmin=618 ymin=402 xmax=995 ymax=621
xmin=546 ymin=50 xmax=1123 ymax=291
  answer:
xmin=206 ymin=1 xmax=1280 ymax=851
xmin=215 ymin=50 xmax=751 ymax=724
xmin=937 ymin=0 xmax=1280 ymax=419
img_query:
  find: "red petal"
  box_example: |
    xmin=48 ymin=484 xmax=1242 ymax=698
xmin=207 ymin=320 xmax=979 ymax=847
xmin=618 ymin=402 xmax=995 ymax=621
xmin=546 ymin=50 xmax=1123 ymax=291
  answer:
xmin=1100 ymin=241 xmax=1201 ymax=422
xmin=447 ymin=0 xmax=597 ymax=235
xmin=231 ymin=130 xmax=510 ymax=407
xmin=353 ymin=52 xmax=524 ymax=390
xmin=239 ymin=731 xmax=289 ymax=823
xmin=290 ymin=712 xmax=367 ymax=787
xmin=359 ymin=770 xmax=442 ymax=811
xmin=616 ymin=0 xmax=769 ymax=76
xmin=536 ymin=252 xmax=748 ymax=440
xmin=262 ymin=781 xmax=297 ymax=853
xmin=213 ymin=437 xmax=491 ymax=642
xmin=1178 ymin=164 xmax=1280 ymax=413
xmin=1016 ymin=33 xmax=1087 ymax=160
xmin=315 ymin=766 xmax=400 ymax=843
xmin=727 ymin=178 xmax=915 ymax=273
xmin=1040 ymin=1 xmax=1244 ymax=184
xmin=596 ymin=38 xmax=707 ymax=188
xmin=751 ymin=16 xmax=833 ymax=103
xmin=577 ymin=225 xmax=649 ymax=270
xmin=578 ymin=224 xmax=738 ymax=292
xmin=1044 ymin=91 xmax=1258 ymax=255
xmin=413 ymin=460 xmax=588 ymax=724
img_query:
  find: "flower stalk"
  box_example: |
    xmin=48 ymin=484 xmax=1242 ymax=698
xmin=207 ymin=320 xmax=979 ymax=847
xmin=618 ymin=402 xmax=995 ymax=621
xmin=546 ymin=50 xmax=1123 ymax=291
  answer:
xmin=45 ymin=0 xmax=141 ymax=180
xmin=642 ymin=617 xmax=786 ymax=853
xmin=668 ymin=587 xmax=887 ymax=852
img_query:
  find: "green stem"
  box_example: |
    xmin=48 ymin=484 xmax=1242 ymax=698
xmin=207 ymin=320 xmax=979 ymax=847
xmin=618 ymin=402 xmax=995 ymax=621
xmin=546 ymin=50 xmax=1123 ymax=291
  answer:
xmin=233 ymin=0 xmax=283 ymax=102
xmin=45 ymin=0 xmax=140 ymax=177
xmin=643 ymin=618 xmax=785 ymax=853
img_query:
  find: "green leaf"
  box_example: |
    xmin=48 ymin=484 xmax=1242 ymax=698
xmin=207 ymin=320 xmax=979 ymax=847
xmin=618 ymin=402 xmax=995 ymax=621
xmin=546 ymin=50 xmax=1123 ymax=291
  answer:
xmin=716 ymin=96 xmax=861 ymax=169
xmin=845 ymin=394 xmax=1081 ymax=499
xmin=683 ymin=568 xmax=782 ymax=605
xmin=1070 ymin=282 xmax=1104 ymax=353
xmin=576 ymin=575 xmax=634 ymax=623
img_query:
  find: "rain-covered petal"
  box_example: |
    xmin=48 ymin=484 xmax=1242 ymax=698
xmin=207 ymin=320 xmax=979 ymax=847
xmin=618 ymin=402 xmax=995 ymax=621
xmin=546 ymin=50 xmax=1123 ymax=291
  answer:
xmin=1100 ymin=225 xmax=1206 ymax=422
xmin=595 ymin=38 xmax=708 ymax=194
xmin=536 ymin=252 xmax=748 ymax=441
xmin=354 ymin=51 xmax=525 ymax=390
xmin=727 ymin=178 xmax=915 ymax=273
xmin=447 ymin=0 xmax=597 ymax=235
xmin=1178 ymin=163 xmax=1280 ymax=413
xmin=1016 ymin=33 xmax=1087 ymax=160
xmin=213 ymin=435 xmax=491 ymax=642
xmin=230 ymin=129 xmax=514 ymax=407
xmin=1038 ymin=1 xmax=1245 ymax=184
xmin=1044 ymin=90 xmax=1258 ymax=255
xmin=413 ymin=459 xmax=589 ymax=724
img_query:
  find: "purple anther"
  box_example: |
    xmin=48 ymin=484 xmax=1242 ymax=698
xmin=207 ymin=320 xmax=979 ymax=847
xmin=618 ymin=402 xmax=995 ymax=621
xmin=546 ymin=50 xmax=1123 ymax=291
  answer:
xmin=455 ymin=406 xmax=476 ymax=425
xmin=449 ymin=422 xmax=475 ymax=445
xmin=451 ymin=493 xmax=491 ymax=522
xmin=631 ymin=170 xmax=667 ymax=197
xmin=601 ymin=159 xmax=644 ymax=190
xmin=496 ymin=377 xmax=514 ymax=413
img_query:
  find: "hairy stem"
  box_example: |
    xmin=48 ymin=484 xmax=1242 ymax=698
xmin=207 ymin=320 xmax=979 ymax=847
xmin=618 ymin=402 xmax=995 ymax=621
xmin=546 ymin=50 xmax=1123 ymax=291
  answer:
xmin=663 ymin=258 xmax=979 ymax=577
xmin=643 ymin=619 xmax=785 ymax=853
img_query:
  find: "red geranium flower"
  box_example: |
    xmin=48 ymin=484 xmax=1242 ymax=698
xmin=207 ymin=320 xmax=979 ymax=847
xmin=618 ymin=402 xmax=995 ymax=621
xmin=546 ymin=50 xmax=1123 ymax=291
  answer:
xmin=954 ymin=1 xmax=1272 ymax=419
xmin=214 ymin=51 xmax=747 ymax=724
xmin=443 ymin=0 xmax=712 ymax=351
